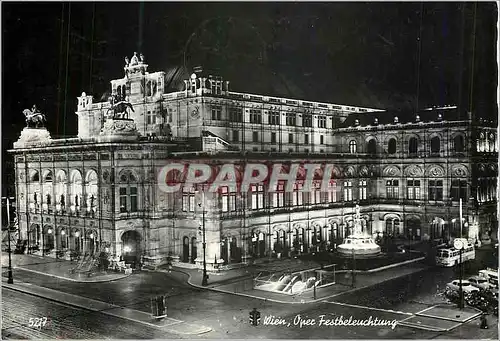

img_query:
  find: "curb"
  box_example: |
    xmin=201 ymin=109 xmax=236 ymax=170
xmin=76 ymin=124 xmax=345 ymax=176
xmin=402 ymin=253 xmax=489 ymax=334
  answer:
xmin=160 ymin=266 xmax=428 ymax=305
xmin=3 ymin=281 xmax=212 ymax=336
xmin=14 ymin=266 xmax=132 ymax=283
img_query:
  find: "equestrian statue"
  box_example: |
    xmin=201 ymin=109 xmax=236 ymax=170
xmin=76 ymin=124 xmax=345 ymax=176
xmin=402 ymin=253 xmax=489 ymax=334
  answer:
xmin=107 ymin=94 xmax=134 ymax=120
xmin=23 ymin=105 xmax=47 ymax=128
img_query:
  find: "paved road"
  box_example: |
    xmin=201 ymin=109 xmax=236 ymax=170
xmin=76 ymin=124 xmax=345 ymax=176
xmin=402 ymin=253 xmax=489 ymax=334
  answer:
xmin=2 ymin=246 xmax=497 ymax=339
xmin=1 ymin=287 xmax=180 ymax=339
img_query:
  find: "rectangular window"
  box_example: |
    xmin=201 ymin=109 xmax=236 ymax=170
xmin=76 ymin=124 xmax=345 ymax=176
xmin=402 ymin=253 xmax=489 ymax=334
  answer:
xmin=272 ymin=183 xmax=285 ymax=208
xmin=189 ymin=192 xmax=195 ymax=212
xmin=221 ymin=187 xmax=236 ymax=212
xmin=249 ymin=109 xmax=262 ymax=124
xmin=119 ymin=187 xmax=127 ymax=213
xmin=182 ymin=187 xmax=196 ymax=212
xmin=450 ymin=180 xmax=467 ymax=201
xmin=310 ymin=182 xmax=321 ymax=204
xmin=252 ymin=131 xmax=259 ymax=142
xmin=303 ymin=114 xmax=312 ymax=127
xmin=146 ymin=111 xmax=157 ymax=125
xmin=268 ymin=111 xmax=280 ymax=125
xmin=211 ymin=105 xmax=222 ymax=120
xmin=271 ymin=132 xmax=277 ymax=144
xmin=251 ymin=185 xmax=264 ymax=210
xmin=328 ymin=181 xmax=337 ymax=203
xmin=428 ymin=180 xmax=443 ymax=201
xmin=320 ymin=135 xmax=324 ymax=145
xmin=293 ymin=182 xmax=304 ymax=206
xmin=229 ymin=107 xmax=243 ymax=122
xmin=407 ymin=180 xmax=421 ymax=200
xmin=386 ymin=180 xmax=399 ymax=199
xmin=288 ymin=133 xmax=294 ymax=144
xmin=359 ymin=180 xmax=367 ymax=200
xmin=286 ymin=113 xmax=296 ymax=126
xmin=343 ymin=181 xmax=353 ymax=201
xmin=233 ymin=130 xmax=239 ymax=142
xmin=318 ymin=116 xmax=326 ymax=128
xmin=304 ymin=134 xmax=309 ymax=145
xmin=130 ymin=187 xmax=138 ymax=212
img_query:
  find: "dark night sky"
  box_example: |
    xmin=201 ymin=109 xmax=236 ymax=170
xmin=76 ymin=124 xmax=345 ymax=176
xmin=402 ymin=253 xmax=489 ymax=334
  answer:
xmin=1 ymin=2 xmax=498 ymax=152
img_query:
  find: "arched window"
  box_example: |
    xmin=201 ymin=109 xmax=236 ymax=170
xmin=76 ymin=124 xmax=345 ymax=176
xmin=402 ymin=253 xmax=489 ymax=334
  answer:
xmin=42 ymin=170 xmax=53 ymax=213
xmin=55 ymin=170 xmax=66 ymax=210
xmin=430 ymin=136 xmax=440 ymax=154
xmin=349 ymin=140 xmax=357 ymax=154
xmin=388 ymin=138 xmax=397 ymax=154
xmin=69 ymin=170 xmax=83 ymax=213
xmin=85 ymin=170 xmax=98 ymax=215
xmin=408 ymin=137 xmax=418 ymax=155
xmin=453 ymin=135 xmax=465 ymax=153
xmin=30 ymin=171 xmax=40 ymax=182
xmin=367 ymin=139 xmax=377 ymax=154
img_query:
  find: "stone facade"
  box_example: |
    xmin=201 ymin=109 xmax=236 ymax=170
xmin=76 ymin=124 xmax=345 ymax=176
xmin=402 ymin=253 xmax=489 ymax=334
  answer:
xmin=9 ymin=57 xmax=498 ymax=268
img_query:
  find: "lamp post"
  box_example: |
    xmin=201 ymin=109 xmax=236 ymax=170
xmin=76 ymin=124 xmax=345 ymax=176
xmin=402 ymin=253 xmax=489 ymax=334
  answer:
xmin=198 ymin=191 xmax=208 ymax=286
xmin=3 ymin=196 xmax=15 ymax=284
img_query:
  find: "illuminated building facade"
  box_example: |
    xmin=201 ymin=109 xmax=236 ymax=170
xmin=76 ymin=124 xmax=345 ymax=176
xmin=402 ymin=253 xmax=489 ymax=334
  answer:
xmin=10 ymin=57 xmax=497 ymax=268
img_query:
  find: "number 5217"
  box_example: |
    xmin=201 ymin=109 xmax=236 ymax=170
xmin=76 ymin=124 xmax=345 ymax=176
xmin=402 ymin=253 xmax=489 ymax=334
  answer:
xmin=29 ymin=317 xmax=48 ymax=328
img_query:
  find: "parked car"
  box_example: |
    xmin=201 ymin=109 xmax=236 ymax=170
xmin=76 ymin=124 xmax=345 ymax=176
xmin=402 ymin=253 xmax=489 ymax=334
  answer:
xmin=446 ymin=280 xmax=480 ymax=294
xmin=468 ymin=276 xmax=494 ymax=290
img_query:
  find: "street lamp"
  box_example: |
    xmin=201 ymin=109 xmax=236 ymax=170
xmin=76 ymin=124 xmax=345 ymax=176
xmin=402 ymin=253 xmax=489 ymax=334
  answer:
xmin=3 ymin=196 xmax=15 ymax=284
xmin=197 ymin=191 xmax=208 ymax=286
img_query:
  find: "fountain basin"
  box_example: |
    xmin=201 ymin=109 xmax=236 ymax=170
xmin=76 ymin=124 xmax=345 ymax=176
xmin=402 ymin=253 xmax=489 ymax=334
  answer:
xmin=337 ymin=234 xmax=381 ymax=257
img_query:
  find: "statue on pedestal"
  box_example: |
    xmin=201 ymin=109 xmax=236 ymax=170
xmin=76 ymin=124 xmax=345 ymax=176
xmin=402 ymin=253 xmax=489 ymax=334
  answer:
xmin=353 ymin=205 xmax=363 ymax=235
xmin=106 ymin=94 xmax=134 ymax=120
xmin=23 ymin=105 xmax=46 ymax=128
xmin=130 ymin=52 xmax=139 ymax=66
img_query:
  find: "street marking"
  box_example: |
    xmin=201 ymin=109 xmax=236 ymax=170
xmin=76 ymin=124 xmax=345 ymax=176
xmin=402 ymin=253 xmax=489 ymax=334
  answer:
xmin=416 ymin=304 xmax=438 ymax=315
xmin=325 ymin=301 xmax=414 ymax=316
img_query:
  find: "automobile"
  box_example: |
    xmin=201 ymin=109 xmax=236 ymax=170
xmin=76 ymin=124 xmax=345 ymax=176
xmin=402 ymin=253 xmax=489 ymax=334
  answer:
xmin=468 ymin=276 xmax=494 ymax=290
xmin=446 ymin=280 xmax=480 ymax=294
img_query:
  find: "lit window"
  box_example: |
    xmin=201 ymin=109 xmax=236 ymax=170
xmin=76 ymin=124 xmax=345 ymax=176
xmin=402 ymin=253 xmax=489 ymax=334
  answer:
xmin=318 ymin=116 xmax=326 ymax=128
xmin=407 ymin=179 xmax=421 ymax=200
xmin=328 ymin=181 xmax=337 ymax=203
xmin=251 ymin=185 xmax=264 ymax=210
xmin=349 ymin=140 xmax=357 ymax=154
xmin=386 ymin=180 xmax=399 ymax=199
xmin=359 ymin=180 xmax=367 ymax=200
xmin=343 ymin=181 xmax=353 ymax=201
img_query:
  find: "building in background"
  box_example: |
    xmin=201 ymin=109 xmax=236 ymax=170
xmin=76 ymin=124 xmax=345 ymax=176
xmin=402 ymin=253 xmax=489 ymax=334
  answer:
xmin=9 ymin=56 xmax=497 ymax=268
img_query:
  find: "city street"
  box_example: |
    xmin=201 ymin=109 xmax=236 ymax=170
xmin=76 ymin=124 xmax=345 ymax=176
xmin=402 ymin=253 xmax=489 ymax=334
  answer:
xmin=2 ymin=287 xmax=180 ymax=339
xmin=2 ymin=246 xmax=498 ymax=339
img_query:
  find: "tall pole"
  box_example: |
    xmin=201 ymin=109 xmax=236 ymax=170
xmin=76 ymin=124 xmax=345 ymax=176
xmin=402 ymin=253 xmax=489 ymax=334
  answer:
xmin=459 ymin=247 xmax=463 ymax=309
xmin=351 ymin=247 xmax=356 ymax=287
xmin=458 ymin=198 xmax=464 ymax=309
xmin=459 ymin=198 xmax=463 ymax=238
xmin=5 ymin=197 xmax=14 ymax=284
xmin=201 ymin=191 xmax=208 ymax=286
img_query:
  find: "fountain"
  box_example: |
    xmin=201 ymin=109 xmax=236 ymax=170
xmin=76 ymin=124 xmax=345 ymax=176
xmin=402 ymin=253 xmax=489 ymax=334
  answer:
xmin=337 ymin=205 xmax=381 ymax=257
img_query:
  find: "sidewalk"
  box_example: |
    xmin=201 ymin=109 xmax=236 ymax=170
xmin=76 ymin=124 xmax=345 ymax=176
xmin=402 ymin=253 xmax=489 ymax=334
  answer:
xmin=398 ymin=304 xmax=483 ymax=332
xmin=164 ymin=257 xmax=429 ymax=304
xmin=1 ymin=252 xmax=130 ymax=283
xmin=2 ymin=277 xmax=212 ymax=336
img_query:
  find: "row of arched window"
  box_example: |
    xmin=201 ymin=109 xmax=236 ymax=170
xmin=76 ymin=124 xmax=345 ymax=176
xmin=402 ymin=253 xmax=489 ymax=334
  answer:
xmin=27 ymin=169 xmax=98 ymax=215
xmin=348 ymin=134 xmax=466 ymax=155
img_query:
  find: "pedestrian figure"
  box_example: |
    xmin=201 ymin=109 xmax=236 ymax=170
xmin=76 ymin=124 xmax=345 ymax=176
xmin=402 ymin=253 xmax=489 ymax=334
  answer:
xmin=480 ymin=314 xmax=488 ymax=329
